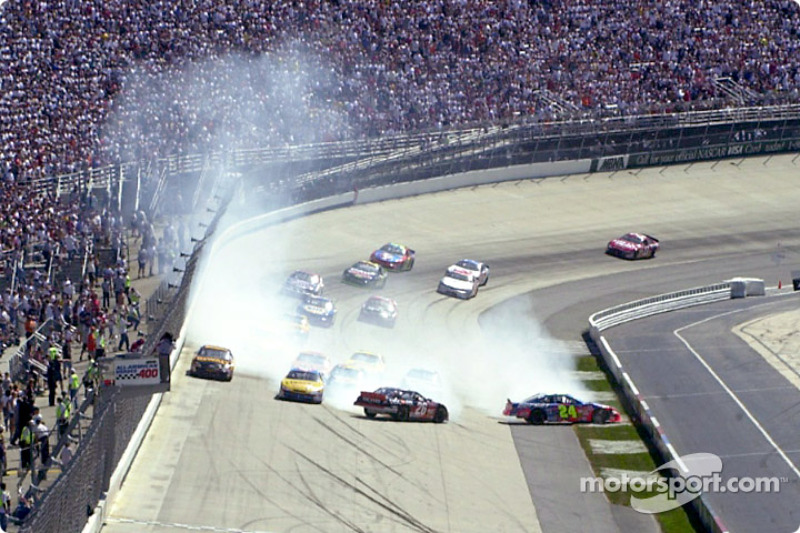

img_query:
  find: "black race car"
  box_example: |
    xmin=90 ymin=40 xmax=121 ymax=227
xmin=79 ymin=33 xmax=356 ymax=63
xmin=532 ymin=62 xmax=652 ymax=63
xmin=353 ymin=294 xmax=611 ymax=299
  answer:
xmin=342 ymin=261 xmax=387 ymax=288
xmin=358 ymin=295 xmax=398 ymax=328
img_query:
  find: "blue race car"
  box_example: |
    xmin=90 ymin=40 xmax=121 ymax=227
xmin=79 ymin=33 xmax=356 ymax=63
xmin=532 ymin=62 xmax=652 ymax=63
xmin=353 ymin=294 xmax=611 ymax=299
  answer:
xmin=297 ymin=295 xmax=337 ymax=327
xmin=369 ymin=243 xmax=415 ymax=272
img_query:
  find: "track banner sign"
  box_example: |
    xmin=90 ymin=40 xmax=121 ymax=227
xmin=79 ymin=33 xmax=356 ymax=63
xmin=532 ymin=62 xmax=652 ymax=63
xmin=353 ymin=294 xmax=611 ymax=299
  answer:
xmin=114 ymin=357 xmax=161 ymax=386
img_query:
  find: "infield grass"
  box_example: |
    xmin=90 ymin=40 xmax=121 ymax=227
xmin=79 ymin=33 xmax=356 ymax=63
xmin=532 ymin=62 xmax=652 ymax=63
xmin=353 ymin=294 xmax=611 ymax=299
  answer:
xmin=574 ymin=355 xmax=697 ymax=533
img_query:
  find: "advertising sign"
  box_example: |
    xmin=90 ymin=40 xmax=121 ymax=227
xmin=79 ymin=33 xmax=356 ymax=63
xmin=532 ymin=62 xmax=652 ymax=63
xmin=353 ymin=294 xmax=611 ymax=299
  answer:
xmin=114 ymin=357 xmax=161 ymax=386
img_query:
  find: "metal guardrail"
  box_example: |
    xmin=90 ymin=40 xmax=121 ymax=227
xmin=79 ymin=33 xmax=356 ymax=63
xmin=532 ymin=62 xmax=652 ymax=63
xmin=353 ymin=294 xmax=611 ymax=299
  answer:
xmin=588 ymin=282 xmax=732 ymax=331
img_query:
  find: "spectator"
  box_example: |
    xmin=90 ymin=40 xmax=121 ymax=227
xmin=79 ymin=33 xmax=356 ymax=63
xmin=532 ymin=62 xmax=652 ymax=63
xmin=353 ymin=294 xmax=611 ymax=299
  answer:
xmin=34 ymin=414 xmax=50 ymax=465
xmin=60 ymin=441 xmax=73 ymax=467
xmin=12 ymin=496 xmax=31 ymax=522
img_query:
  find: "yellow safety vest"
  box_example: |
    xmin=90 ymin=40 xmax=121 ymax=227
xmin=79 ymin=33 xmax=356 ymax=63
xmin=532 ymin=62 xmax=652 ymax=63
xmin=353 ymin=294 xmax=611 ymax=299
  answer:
xmin=57 ymin=402 xmax=71 ymax=421
xmin=20 ymin=426 xmax=34 ymax=446
xmin=70 ymin=374 xmax=80 ymax=390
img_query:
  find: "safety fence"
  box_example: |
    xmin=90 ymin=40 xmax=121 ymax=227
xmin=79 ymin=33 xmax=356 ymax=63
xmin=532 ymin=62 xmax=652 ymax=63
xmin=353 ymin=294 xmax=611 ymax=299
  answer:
xmin=15 ymin=184 xmax=234 ymax=533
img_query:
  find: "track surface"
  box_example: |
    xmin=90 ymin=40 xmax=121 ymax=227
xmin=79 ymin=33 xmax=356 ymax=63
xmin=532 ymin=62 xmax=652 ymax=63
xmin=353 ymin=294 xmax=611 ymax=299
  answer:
xmin=104 ymin=154 xmax=800 ymax=533
xmin=604 ymin=293 xmax=800 ymax=533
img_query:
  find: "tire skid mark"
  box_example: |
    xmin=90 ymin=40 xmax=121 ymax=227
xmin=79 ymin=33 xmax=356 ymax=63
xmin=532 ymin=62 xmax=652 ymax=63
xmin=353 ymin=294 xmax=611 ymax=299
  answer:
xmin=306 ymin=416 xmax=408 ymax=477
xmin=292 ymin=458 xmax=369 ymax=533
xmin=291 ymin=448 xmax=439 ymax=533
xmin=307 ymin=412 xmax=442 ymax=500
xmin=315 ymin=405 xmax=410 ymax=459
xmin=230 ymin=451 xmax=326 ymax=531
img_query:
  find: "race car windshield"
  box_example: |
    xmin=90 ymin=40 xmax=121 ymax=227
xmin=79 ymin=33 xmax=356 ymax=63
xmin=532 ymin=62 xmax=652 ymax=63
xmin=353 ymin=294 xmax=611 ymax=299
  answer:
xmin=621 ymin=234 xmax=643 ymax=243
xmin=447 ymin=271 xmax=472 ymax=282
xmin=287 ymin=370 xmax=320 ymax=381
xmin=292 ymin=271 xmax=311 ymax=281
xmin=305 ymin=297 xmax=328 ymax=307
xmin=456 ymin=260 xmax=479 ymax=270
xmin=356 ymin=262 xmax=377 ymax=272
xmin=351 ymin=352 xmax=379 ymax=364
xmin=332 ymin=367 xmax=361 ymax=379
xmin=382 ymin=244 xmax=404 ymax=254
xmin=200 ymin=348 xmax=231 ymax=361
xmin=297 ymin=353 xmax=326 ymax=365
xmin=368 ymin=298 xmax=392 ymax=310
xmin=523 ymin=395 xmax=546 ymax=404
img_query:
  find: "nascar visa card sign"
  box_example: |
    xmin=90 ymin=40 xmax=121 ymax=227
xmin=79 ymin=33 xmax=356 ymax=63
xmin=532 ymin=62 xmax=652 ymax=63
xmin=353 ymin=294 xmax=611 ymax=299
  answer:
xmin=114 ymin=357 xmax=161 ymax=386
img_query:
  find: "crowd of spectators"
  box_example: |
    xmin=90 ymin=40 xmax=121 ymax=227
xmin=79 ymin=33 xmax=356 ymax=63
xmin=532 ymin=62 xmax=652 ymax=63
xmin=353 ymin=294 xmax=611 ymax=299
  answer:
xmin=1 ymin=0 xmax=799 ymax=184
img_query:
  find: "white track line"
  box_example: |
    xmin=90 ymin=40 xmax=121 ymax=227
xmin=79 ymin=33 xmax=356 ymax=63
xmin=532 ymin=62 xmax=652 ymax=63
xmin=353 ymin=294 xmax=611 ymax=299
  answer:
xmin=674 ymin=309 xmax=800 ymax=480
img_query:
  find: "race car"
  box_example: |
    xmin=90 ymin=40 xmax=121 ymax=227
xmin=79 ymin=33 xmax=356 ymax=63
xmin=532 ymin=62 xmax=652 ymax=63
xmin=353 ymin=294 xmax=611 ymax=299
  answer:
xmin=326 ymin=362 xmax=369 ymax=394
xmin=342 ymin=261 xmax=388 ymax=288
xmin=282 ymin=270 xmax=324 ymax=297
xmin=345 ymin=351 xmax=386 ymax=373
xmin=276 ymin=369 xmax=325 ymax=403
xmin=189 ymin=345 xmax=235 ymax=381
xmin=358 ymin=295 xmax=398 ymax=328
xmin=503 ymin=393 xmax=622 ymax=425
xmin=279 ymin=313 xmax=311 ymax=339
xmin=606 ymin=232 xmax=659 ymax=260
xmin=451 ymin=259 xmax=489 ymax=286
xmin=401 ymin=368 xmax=443 ymax=399
xmin=355 ymin=387 xmax=449 ymax=423
xmin=369 ymin=243 xmax=415 ymax=272
xmin=297 ymin=295 xmax=337 ymax=327
xmin=437 ymin=266 xmax=479 ymax=299
xmin=291 ymin=351 xmax=333 ymax=377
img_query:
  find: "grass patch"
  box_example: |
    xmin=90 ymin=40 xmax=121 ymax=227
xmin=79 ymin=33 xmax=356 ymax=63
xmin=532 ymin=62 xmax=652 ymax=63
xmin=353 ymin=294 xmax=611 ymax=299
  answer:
xmin=573 ymin=356 xmax=698 ymax=532
xmin=576 ymin=355 xmax=601 ymax=373
xmin=583 ymin=379 xmax=613 ymax=392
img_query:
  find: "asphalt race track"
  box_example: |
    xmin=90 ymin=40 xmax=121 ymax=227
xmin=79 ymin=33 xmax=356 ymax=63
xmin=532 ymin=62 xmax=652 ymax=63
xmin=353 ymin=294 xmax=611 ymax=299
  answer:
xmin=604 ymin=293 xmax=800 ymax=533
xmin=103 ymin=154 xmax=800 ymax=533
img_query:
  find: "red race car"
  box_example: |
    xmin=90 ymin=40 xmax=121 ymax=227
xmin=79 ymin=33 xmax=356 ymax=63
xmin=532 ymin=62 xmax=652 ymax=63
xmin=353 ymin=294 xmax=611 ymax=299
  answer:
xmin=503 ymin=393 xmax=621 ymax=424
xmin=355 ymin=387 xmax=448 ymax=423
xmin=369 ymin=243 xmax=415 ymax=271
xmin=606 ymin=232 xmax=659 ymax=260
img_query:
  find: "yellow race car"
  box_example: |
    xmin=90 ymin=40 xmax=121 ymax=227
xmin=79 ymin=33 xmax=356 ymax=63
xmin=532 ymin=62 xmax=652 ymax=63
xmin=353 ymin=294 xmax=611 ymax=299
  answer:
xmin=344 ymin=351 xmax=386 ymax=373
xmin=281 ymin=313 xmax=311 ymax=339
xmin=276 ymin=368 xmax=324 ymax=403
xmin=189 ymin=345 xmax=235 ymax=381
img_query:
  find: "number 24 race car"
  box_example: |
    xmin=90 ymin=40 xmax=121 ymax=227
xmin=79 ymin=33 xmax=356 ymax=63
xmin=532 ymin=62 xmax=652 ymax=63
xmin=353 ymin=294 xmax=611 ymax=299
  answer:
xmin=355 ymin=387 xmax=449 ymax=423
xmin=503 ymin=393 xmax=621 ymax=425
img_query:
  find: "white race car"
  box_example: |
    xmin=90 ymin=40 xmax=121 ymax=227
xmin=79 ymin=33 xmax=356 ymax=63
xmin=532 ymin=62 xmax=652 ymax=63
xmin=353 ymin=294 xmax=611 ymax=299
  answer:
xmin=450 ymin=259 xmax=489 ymax=286
xmin=436 ymin=266 xmax=479 ymax=299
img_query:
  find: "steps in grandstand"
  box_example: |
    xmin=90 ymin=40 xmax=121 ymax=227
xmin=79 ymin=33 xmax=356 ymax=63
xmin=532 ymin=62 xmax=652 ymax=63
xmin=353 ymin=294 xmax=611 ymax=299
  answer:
xmin=713 ymin=77 xmax=760 ymax=106
xmin=532 ymin=89 xmax=581 ymax=117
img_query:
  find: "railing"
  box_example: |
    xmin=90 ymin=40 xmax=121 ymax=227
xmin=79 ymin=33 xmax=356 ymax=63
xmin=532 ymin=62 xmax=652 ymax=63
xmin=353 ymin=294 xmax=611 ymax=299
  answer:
xmin=16 ymin=103 xmax=800 ymax=211
xmin=588 ymin=283 xmax=732 ymax=331
xmin=8 ymin=319 xmax=53 ymax=382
